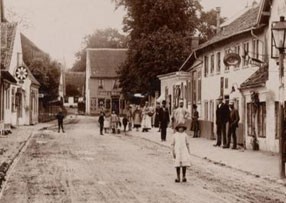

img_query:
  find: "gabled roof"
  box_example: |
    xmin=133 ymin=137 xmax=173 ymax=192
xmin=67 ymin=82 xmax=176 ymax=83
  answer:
xmin=198 ymin=6 xmax=260 ymax=50
xmin=87 ymin=48 xmax=127 ymax=78
xmin=180 ymin=3 xmax=264 ymax=71
xmin=1 ymin=22 xmax=17 ymax=70
xmin=23 ymin=62 xmax=40 ymax=86
xmin=240 ymin=65 xmax=268 ymax=89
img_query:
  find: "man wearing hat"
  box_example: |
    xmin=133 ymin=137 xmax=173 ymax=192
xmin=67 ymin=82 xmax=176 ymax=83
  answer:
xmin=159 ymin=100 xmax=170 ymax=141
xmin=214 ymin=96 xmax=230 ymax=147
xmin=225 ymin=101 xmax=240 ymax=149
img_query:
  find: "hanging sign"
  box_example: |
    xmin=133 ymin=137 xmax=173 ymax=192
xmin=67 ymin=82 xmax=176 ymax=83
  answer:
xmin=15 ymin=66 xmax=28 ymax=81
xmin=223 ymin=53 xmax=241 ymax=66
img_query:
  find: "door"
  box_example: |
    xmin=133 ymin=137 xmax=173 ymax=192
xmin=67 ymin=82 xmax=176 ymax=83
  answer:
xmin=111 ymin=98 xmax=119 ymax=115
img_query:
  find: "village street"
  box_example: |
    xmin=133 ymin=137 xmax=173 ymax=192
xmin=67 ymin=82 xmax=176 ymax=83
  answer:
xmin=0 ymin=116 xmax=285 ymax=203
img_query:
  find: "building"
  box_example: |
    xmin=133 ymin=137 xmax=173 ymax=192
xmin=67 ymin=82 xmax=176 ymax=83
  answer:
xmin=85 ymin=48 xmax=127 ymax=115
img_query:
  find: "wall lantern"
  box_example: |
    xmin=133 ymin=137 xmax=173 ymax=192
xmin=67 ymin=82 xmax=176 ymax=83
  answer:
xmin=271 ymin=16 xmax=286 ymax=58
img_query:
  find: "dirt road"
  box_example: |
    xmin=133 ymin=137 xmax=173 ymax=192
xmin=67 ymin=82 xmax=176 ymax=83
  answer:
xmin=0 ymin=116 xmax=285 ymax=203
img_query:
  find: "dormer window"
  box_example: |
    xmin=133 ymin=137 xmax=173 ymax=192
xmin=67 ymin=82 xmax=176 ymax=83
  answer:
xmin=98 ymin=79 xmax=104 ymax=89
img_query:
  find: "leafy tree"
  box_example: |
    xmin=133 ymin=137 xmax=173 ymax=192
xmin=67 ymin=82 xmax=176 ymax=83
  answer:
xmin=113 ymin=0 xmax=221 ymax=96
xmin=65 ymin=84 xmax=81 ymax=97
xmin=113 ymin=0 xmax=201 ymax=96
xmin=71 ymin=28 xmax=128 ymax=72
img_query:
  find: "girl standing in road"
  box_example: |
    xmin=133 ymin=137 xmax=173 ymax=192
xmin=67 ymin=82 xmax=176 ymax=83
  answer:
xmin=190 ymin=104 xmax=200 ymax=138
xmin=171 ymin=123 xmax=191 ymax=183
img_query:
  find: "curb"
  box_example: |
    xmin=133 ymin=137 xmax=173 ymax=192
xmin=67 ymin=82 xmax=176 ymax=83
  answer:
xmin=128 ymin=132 xmax=286 ymax=186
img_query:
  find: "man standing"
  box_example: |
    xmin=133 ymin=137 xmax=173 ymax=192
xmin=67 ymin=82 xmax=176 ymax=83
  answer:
xmin=214 ymin=96 xmax=229 ymax=147
xmin=56 ymin=108 xmax=65 ymax=133
xmin=224 ymin=101 xmax=240 ymax=149
xmin=159 ymin=100 xmax=170 ymax=141
xmin=173 ymin=100 xmax=190 ymax=127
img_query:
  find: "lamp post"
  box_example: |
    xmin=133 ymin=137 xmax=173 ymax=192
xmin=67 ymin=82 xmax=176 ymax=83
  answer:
xmin=272 ymin=16 xmax=286 ymax=178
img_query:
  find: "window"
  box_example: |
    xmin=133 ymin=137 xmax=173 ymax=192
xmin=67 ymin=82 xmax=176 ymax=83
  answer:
xmin=220 ymin=77 xmax=224 ymax=96
xmin=64 ymin=97 xmax=68 ymax=103
xmin=216 ymin=52 xmax=221 ymax=73
xmin=210 ymin=100 xmax=214 ymax=122
xmin=252 ymin=39 xmax=259 ymax=59
xmin=74 ymin=97 xmax=79 ymax=103
xmin=204 ymin=56 xmax=209 ymax=77
xmin=247 ymin=102 xmax=266 ymax=138
xmin=204 ymin=101 xmax=208 ymax=120
xmin=210 ymin=54 xmax=214 ymax=74
xmin=11 ymin=88 xmax=15 ymax=112
xmin=275 ymin=102 xmax=279 ymax=139
xmin=90 ymin=98 xmax=96 ymax=111
xmin=234 ymin=45 xmax=240 ymax=69
xmin=225 ymin=78 xmax=228 ymax=89
xmin=106 ymin=99 xmax=111 ymax=109
xmin=198 ymin=70 xmax=202 ymax=103
xmin=192 ymin=71 xmax=197 ymax=104
xmin=243 ymin=42 xmax=250 ymax=66
xmin=113 ymin=80 xmax=119 ymax=89
xmin=98 ymin=80 xmax=104 ymax=89
xmin=224 ymin=49 xmax=231 ymax=71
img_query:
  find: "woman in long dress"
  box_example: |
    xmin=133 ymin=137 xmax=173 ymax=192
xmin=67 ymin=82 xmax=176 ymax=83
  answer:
xmin=141 ymin=102 xmax=153 ymax=132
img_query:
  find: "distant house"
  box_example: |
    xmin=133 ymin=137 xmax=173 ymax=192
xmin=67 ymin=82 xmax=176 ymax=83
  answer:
xmin=64 ymin=71 xmax=85 ymax=108
xmin=1 ymin=18 xmax=40 ymax=128
xmin=85 ymin=48 xmax=127 ymax=115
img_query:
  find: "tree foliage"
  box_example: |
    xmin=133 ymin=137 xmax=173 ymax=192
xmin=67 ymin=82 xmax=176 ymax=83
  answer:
xmin=71 ymin=28 xmax=128 ymax=72
xmin=21 ymin=34 xmax=60 ymax=101
xmin=112 ymin=0 xmax=222 ymax=96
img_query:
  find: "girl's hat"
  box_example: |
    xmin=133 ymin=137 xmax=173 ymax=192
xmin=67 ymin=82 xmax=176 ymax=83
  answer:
xmin=175 ymin=123 xmax=187 ymax=131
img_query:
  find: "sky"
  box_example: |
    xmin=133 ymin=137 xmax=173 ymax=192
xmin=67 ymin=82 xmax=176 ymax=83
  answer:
xmin=4 ymin=0 xmax=261 ymax=68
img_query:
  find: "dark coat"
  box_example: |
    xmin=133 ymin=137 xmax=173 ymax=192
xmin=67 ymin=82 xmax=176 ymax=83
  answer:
xmin=98 ymin=115 xmax=104 ymax=125
xmin=191 ymin=110 xmax=199 ymax=131
xmin=56 ymin=112 xmax=65 ymax=122
xmin=158 ymin=107 xmax=170 ymax=128
xmin=229 ymin=108 xmax=240 ymax=128
xmin=216 ymin=103 xmax=230 ymax=125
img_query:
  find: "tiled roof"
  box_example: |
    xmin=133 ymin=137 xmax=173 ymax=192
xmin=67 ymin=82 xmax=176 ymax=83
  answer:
xmin=240 ymin=65 xmax=268 ymax=89
xmin=65 ymin=71 xmax=85 ymax=94
xmin=198 ymin=6 xmax=260 ymax=50
xmin=88 ymin=48 xmax=127 ymax=78
xmin=1 ymin=22 xmax=17 ymax=70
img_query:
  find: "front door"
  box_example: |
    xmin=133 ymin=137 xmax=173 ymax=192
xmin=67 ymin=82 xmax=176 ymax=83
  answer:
xmin=111 ymin=98 xmax=119 ymax=115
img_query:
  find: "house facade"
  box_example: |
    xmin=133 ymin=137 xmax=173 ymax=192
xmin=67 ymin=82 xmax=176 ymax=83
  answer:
xmin=85 ymin=48 xmax=127 ymax=115
xmin=178 ymin=1 xmax=286 ymax=152
xmin=1 ymin=21 xmax=40 ymax=128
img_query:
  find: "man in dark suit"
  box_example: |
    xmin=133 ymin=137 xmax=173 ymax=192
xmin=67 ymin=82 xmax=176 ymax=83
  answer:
xmin=159 ymin=100 xmax=170 ymax=141
xmin=214 ymin=96 xmax=229 ymax=147
xmin=225 ymin=101 xmax=240 ymax=149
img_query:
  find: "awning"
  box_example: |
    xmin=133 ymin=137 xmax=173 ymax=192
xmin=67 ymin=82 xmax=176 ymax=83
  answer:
xmin=1 ymin=70 xmax=17 ymax=84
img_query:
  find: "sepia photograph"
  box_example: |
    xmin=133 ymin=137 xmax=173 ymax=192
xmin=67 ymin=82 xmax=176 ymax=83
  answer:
xmin=0 ymin=0 xmax=286 ymax=202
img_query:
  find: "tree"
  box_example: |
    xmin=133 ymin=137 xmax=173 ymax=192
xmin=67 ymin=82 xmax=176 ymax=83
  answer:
xmin=113 ymin=0 xmax=221 ymax=96
xmin=113 ymin=0 xmax=202 ymax=96
xmin=71 ymin=28 xmax=128 ymax=72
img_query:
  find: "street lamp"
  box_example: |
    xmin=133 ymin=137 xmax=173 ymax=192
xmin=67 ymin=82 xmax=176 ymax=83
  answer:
xmin=272 ymin=16 xmax=286 ymax=179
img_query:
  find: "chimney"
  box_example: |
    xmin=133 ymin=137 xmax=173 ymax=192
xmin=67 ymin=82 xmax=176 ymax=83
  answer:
xmin=216 ymin=7 xmax=221 ymax=33
xmin=191 ymin=36 xmax=199 ymax=50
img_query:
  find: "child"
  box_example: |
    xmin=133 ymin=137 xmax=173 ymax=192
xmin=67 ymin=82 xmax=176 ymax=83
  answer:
xmin=110 ymin=111 xmax=119 ymax=134
xmin=122 ymin=115 xmax=128 ymax=133
xmin=98 ymin=112 xmax=105 ymax=135
xmin=171 ymin=123 xmax=191 ymax=183
xmin=56 ymin=108 xmax=65 ymax=133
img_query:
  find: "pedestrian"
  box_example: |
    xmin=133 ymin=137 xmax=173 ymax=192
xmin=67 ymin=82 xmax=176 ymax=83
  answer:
xmin=122 ymin=115 xmax=128 ymax=133
xmin=190 ymin=104 xmax=200 ymax=138
xmin=110 ymin=111 xmax=119 ymax=134
xmin=214 ymin=96 xmax=230 ymax=147
xmin=171 ymin=123 xmax=191 ymax=183
xmin=133 ymin=105 xmax=142 ymax=131
xmin=154 ymin=102 xmax=161 ymax=131
xmin=173 ymin=100 xmax=190 ymax=127
xmin=56 ymin=108 xmax=65 ymax=133
xmin=141 ymin=101 xmax=154 ymax=132
xmin=158 ymin=100 xmax=170 ymax=142
xmin=225 ymin=101 xmax=240 ymax=149
xmin=127 ymin=105 xmax=133 ymax=131
xmin=104 ymin=112 xmax=110 ymax=133
xmin=98 ymin=112 xmax=105 ymax=135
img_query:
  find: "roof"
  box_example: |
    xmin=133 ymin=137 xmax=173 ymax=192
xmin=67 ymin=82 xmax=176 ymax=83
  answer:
xmin=240 ymin=65 xmax=268 ymax=89
xmin=23 ymin=63 xmax=40 ymax=86
xmin=198 ymin=6 xmax=260 ymax=50
xmin=87 ymin=48 xmax=127 ymax=78
xmin=1 ymin=22 xmax=17 ymax=70
xmin=1 ymin=70 xmax=17 ymax=84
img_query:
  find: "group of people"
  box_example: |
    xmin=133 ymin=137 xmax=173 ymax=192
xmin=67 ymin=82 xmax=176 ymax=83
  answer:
xmin=213 ymin=96 xmax=240 ymax=150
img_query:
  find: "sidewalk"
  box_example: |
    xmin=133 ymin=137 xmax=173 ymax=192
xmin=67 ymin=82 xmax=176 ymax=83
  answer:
xmin=127 ymin=127 xmax=284 ymax=183
xmin=0 ymin=121 xmax=55 ymax=187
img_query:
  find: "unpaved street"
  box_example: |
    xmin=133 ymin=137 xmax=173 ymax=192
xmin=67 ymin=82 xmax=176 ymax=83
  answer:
xmin=0 ymin=116 xmax=286 ymax=203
